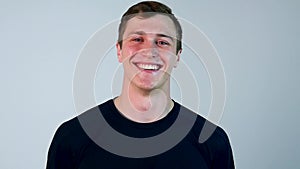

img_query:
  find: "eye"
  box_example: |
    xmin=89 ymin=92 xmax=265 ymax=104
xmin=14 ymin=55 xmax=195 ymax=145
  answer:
xmin=156 ymin=40 xmax=170 ymax=46
xmin=132 ymin=37 xmax=144 ymax=43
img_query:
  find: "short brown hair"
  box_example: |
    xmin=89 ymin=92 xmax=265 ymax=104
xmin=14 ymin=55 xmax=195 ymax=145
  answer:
xmin=118 ymin=1 xmax=182 ymax=53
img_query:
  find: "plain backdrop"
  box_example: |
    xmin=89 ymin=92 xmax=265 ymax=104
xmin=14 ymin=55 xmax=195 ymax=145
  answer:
xmin=1 ymin=0 xmax=299 ymax=168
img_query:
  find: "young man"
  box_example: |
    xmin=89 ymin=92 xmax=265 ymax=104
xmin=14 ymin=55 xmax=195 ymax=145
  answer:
xmin=46 ymin=1 xmax=235 ymax=169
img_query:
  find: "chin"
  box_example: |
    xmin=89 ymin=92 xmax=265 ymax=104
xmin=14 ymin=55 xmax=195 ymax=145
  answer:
xmin=136 ymin=83 xmax=157 ymax=91
xmin=130 ymin=73 xmax=169 ymax=91
xmin=136 ymin=80 xmax=167 ymax=92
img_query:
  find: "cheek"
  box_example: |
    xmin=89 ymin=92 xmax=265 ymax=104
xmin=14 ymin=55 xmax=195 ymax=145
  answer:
xmin=120 ymin=45 xmax=142 ymax=62
xmin=124 ymin=43 xmax=142 ymax=54
xmin=162 ymin=51 xmax=178 ymax=64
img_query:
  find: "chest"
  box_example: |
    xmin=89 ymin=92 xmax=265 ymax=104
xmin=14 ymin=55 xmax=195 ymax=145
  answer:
xmin=75 ymin=140 xmax=210 ymax=169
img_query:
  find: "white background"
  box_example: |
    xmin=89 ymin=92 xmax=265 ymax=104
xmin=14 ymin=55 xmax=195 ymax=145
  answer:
xmin=1 ymin=0 xmax=299 ymax=168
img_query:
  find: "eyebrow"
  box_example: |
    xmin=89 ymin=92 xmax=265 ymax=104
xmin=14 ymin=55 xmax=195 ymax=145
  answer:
xmin=129 ymin=31 xmax=175 ymax=42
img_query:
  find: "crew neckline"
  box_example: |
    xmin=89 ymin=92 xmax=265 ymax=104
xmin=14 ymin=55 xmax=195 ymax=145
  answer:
xmin=99 ymin=99 xmax=180 ymax=138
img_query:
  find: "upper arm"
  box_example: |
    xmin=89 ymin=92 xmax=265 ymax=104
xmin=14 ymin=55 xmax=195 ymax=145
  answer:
xmin=46 ymin=123 xmax=75 ymax=169
xmin=210 ymin=127 xmax=235 ymax=169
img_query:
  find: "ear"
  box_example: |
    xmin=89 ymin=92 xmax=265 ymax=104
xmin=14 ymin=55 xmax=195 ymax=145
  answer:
xmin=116 ymin=42 xmax=122 ymax=63
xmin=174 ymin=49 xmax=182 ymax=68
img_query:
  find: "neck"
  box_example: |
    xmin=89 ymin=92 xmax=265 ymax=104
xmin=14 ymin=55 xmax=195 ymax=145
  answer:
xmin=114 ymin=79 xmax=173 ymax=123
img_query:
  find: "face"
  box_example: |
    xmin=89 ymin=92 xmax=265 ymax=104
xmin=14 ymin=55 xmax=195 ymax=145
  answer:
xmin=117 ymin=14 xmax=181 ymax=91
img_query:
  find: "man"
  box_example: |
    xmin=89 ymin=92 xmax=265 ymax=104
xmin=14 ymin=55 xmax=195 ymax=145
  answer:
xmin=46 ymin=1 xmax=235 ymax=168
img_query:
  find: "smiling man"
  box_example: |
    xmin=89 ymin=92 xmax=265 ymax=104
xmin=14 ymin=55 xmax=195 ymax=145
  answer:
xmin=46 ymin=1 xmax=235 ymax=169
xmin=114 ymin=13 xmax=181 ymax=123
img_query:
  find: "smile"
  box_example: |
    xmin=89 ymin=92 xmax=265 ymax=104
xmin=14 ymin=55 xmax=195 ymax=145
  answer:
xmin=134 ymin=63 xmax=162 ymax=71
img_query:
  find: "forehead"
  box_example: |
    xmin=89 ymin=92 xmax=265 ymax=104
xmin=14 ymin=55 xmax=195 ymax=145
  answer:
xmin=123 ymin=14 xmax=177 ymax=38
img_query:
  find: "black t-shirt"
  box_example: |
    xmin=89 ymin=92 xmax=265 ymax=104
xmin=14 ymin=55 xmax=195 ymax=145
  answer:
xmin=46 ymin=99 xmax=234 ymax=169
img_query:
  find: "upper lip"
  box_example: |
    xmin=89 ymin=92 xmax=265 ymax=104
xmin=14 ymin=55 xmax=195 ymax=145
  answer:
xmin=133 ymin=62 xmax=163 ymax=70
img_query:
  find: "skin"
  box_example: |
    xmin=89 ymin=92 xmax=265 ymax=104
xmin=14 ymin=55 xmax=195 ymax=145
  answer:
xmin=114 ymin=14 xmax=182 ymax=123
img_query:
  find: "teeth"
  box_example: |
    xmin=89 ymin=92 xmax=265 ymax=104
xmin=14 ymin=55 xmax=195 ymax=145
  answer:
xmin=136 ymin=63 xmax=159 ymax=70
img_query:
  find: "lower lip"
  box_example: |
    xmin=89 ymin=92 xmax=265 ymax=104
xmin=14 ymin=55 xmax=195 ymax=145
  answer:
xmin=134 ymin=64 xmax=160 ymax=73
xmin=141 ymin=69 xmax=158 ymax=73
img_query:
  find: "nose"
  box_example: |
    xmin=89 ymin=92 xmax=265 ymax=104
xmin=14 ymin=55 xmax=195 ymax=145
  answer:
xmin=141 ymin=40 xmax=159 ymax=57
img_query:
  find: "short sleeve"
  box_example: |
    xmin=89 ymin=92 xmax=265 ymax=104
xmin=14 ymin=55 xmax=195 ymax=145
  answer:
xmin=46 ymin=122 xmax=75 ymax=169
xmin=210 ymin=127 xmax=235 ymax=169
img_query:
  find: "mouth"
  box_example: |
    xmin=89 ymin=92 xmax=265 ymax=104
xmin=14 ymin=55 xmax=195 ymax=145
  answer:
xmin=133 ymin=63 xmax=162 ymax=72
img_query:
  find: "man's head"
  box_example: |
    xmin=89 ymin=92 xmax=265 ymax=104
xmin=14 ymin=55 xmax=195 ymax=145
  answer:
xmin=118 ymin=1 xmax=182 ymax=54
xmin=116 ymin=1 xmax=182 ymax=91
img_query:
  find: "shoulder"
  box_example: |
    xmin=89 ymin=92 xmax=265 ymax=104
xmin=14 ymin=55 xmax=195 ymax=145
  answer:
xmin=53 ymin=117 xmax=79 ymax=138
xmin=176 ymin=103 xmax=231 ymax=148
xmin=53 ymin=99 xmax=114 ymax=143
xmin=191 ymin=111 xmax=232 ymax=155
xmin=177 ymin=103 xmax=233 ymax=162
xmin=178 ymin=104 xmax=234 ymax=168
xmin=51 ymin=116 xmax=85 ymax=147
